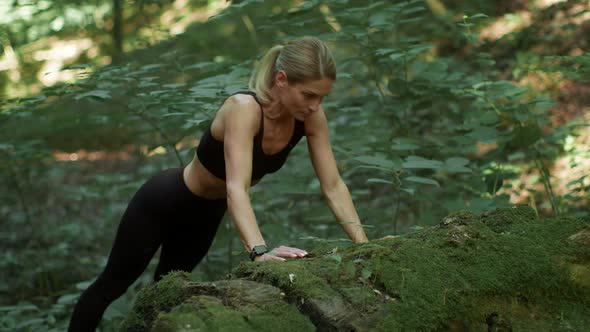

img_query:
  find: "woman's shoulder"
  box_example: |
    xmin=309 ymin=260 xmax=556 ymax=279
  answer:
xmin=222 ymin=92 xmax=261 ymax=112
xmin=216 ymin=92 xmax=262 ymax=132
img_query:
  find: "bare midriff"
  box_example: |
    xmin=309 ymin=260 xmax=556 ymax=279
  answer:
xmin=182 ymin=153 xmax=259 ymax=200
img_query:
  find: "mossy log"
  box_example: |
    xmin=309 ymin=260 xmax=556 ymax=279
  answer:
xmin=121 ymin=205 xmax=590 ymax=331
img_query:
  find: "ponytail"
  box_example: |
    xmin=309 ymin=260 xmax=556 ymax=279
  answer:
xmin=248 ymin=45 xmax=283 ymax=105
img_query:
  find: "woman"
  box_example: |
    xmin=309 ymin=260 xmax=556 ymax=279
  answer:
xmin=69 ymin=36 xmax=368 ymax=331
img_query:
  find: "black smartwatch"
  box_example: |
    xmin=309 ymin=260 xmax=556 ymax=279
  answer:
xmin=249 ymin=245 xmax=269 ymax=261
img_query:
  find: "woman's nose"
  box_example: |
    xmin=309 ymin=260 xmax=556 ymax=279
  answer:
xmin=309 ymin=101 xmax=320 ymax=112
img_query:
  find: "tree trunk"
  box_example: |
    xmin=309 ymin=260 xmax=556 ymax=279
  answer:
xmin=113 ymin=0 xmax=123 ymax=56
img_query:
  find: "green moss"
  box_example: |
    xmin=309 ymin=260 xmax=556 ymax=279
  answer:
xmin=152 ymin=290 xmax=315 ymax=332
xmin=119 ymin=271 xmax=194 ymax=331
xmin=238 ymin=206 xmax=589 ymax=331
xmin=480 ymin=204 xmax=538 ymax=232
xmin=123 ymin=206 xmax=590 ymax=331
xmin=235 ymin=259 xmax=340 ymax=301
xmin=151 ymin=298 xmax=208 ymax=332
xmin=568 ymin=263 xmax=590 ymax=288
xmin=118 ymin=310 xmax=148 ymax=332
xmin=377 ymin=208 xmax=589 ymax=331
xmin=122 ymin=274 xmax=314 ymax=331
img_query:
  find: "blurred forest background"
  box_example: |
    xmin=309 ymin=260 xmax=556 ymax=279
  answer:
xmin=1 ymin=0 xmax=589 ymax=330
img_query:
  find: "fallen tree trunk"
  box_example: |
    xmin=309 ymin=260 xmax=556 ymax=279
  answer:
xmin=120 ymin=205 xmax=590 ymax=331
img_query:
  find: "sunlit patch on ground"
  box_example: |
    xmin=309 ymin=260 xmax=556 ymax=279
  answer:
xmin=536 ymin=0 xmax=568 ymax=9
xmin=53 ymin=148 xmax=133 ymax=162
xmin=551 ymin=80 xmax=590 ymax=126
xmin=158 ymin=0 xmax=231 ymax=36
xmin=52 ymin=138 xmax=199 ymax=161
xmin=479 ymin=11 xmax=532 ymax=41
xmin=34 ymin=38 xmax=99 ymax=86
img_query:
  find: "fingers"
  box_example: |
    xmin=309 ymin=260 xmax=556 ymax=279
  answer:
xmin=253 ymin=246 xmax=309 ymax=262
xmin=255 ymin=253 xmax=285 ymax=262
xmin=270 ymin=245 xmax=308 ymax=258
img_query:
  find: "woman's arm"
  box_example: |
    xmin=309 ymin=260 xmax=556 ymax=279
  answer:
xmin=222 ymin=96 xmax=309 ymax=260
xmin=304 ymin=107 xmax=369 ymax=243
xmin=221 ymin=95 xmax=266 ymax=252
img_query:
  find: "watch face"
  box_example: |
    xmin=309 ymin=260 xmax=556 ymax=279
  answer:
xmin=250 ymin=245 xmax=268 ymax=260
xmin=253 ymin=245 xmax=268 ymax=254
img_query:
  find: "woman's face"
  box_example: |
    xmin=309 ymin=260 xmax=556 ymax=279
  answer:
xmin=277 ymin=72 xmax=333 ymax=121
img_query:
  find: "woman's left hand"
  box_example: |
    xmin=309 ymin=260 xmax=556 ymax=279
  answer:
xmin=269 ymin=245 xmax=308 ymax=259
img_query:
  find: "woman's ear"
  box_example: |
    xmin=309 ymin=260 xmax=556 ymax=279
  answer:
xmin=275 ymin=70 xmax=288 ymax=88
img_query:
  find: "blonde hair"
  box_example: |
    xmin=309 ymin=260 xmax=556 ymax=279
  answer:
xmin=248 ymin=36 xmax=336 ymax=105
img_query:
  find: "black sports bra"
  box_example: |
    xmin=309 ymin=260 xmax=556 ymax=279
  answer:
xmin=196 ymin=91 xmax=305 ymax=181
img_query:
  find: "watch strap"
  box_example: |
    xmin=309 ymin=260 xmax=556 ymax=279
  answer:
xmin=249 ymin=245 xmax=269 ymax=261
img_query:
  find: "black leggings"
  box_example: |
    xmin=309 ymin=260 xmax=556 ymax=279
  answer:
xmin=68 ymin=167 xmax=227 ymax=331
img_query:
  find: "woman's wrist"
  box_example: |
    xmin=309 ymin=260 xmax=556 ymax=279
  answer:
xmin=249 ymin=244 xmax=269 ymax=261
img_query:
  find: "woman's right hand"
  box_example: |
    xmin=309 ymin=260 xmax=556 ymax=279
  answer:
xmin=254 ymin=245 xmax=308 ymax=262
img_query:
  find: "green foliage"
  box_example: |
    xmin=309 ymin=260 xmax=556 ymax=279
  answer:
xmin=1 ymin=0 xmax=589 ymax=330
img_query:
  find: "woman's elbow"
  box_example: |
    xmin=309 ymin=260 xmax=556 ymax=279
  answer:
xmin=321 ymin=176 xmax=345 ymax=199
xmin=226 ymin=181 xmax=249 ymax=201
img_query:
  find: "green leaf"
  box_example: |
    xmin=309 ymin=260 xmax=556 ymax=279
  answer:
xmin=398 ymin=17 xmax=423 ymax=24
xmin=402 ymin=156 xmax=443 ymax=169
xmin=445 ymin=157 xmax=472 ymax=173
xmin=330 ymin=254 xmax=342 ymax=263
xmin=161 ymin=112 xmax=189 ymax=117
xmin=413 ymin=60 xmax=448 ymax=81
xmin=76 ymin=280 xmax=93 ymax=290
xmin=368 ymin=1 xmax=386 ymax=9
xmin=467 ymin=125 xmax=498 ymax=143
xmin=367 ymin=178 xmax=395 ymax=185
xmin=391 ymin=138 xmax=420 ymax=151
xmin=57 ymin=293 xmax=79 ymax=305
xmin=469 ymin=13 xmax=489 ymax=19
xmin=190 ymin=87 xmax=221 ymax=98
xmin=391 ymin=143 xmax=420 ymax=151
xmin=16 ymin=319 xmax=45 ymax=329
xmin=184 ymin=62 xmax=216 ymax=71
xmin=469 ymin=197 xmax=494 ymax=212
xmin=0 ymin=304 xmax=39 ymax=312
xmin=375 ymin=48 xmax=398 ymax=56
xmin=138 ymin=81 xmax=158 ymax=88
xmin=404 ymin=176 xmax=440 ymax=187
xmin=370 ymin=12 xmax=392 ymax=28
xmin=163 ymin=83 xmax=186 ymax=89
xmin=390 ymin=53 xmax=405 ymax=61
xmin=401 ymin=187 xmax=416 ymax=195
xmin=508 ymin=152 xmax=525 ymax=161
xmin=354 ymin=155 xmax=397 ymax=169
xmin=405 ymin=44 xmax=434 ymax=57
xmin=533 ymin=100 xmax=558 ymax=110
xmin=140 ymin=64 xmax=168 ymax=71
xmin=361 ymin=268 xmax=372 ymax=280
xmin=354 ymin=165 xmax=396 ymax=173
xmin=74 ymin=90 xmax=111 ymax=101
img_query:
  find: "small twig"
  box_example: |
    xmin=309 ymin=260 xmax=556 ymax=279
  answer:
xmin=113 ymin=100 xmax=185 ymax=167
